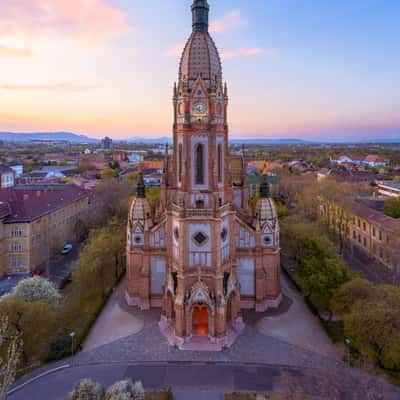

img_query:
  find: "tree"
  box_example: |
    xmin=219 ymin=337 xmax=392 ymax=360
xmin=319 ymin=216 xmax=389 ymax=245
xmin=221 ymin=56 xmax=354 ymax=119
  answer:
xmin=5 ymin=276 xmax=61 ymax=306
xmin=330 ymin=278 xmax=377 ymax=316
xmin=0 ymin=317 xmax=22 ymax=400
xmin=343 ymin=285 xmax=400 ymax=370
xmin=297 ymin=237 xmax=354 ymax=310
xmin=105 ymin=380 xmax=144 ymax=400
xmin=100 ymin=167 xmax=118 ymax=180
xmin=68 ymin=379 xmax=105 ymax=400
xmin=72 ymin=221 xmax=125 ymax=300
xmin=384 ymin=197 xmax=400 ymax=219
xmin=0 ymin=299 xmax=54 ymax=363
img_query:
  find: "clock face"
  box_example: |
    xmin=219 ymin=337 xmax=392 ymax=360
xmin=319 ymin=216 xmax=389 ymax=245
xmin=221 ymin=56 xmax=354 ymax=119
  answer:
xmin=193 ymin=102 xmax=206 ymax=114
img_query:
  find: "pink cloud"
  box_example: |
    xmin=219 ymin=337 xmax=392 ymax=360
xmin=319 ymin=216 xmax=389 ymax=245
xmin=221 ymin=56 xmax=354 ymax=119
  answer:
xmin=165 ymin=43 xmax=185 ymax=58
xmin=0 ymin=46 xmax=32 ymax=58
xmin=210 ymin=10 xmax=244 ymax=34
xmin=221 ymin=48 xmax=270 ymax=59
xmin=0 ymin=0 xmax=130 ymax=43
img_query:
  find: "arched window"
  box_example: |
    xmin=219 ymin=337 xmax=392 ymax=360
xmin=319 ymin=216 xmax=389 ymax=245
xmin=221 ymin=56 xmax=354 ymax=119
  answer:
xmin=196 ymin=144 xmax=204 ymax=184
xmin=178 ymin=143 xmax=183 ymax=182
xmin=217 ymin=143 xmax=222 ymax=183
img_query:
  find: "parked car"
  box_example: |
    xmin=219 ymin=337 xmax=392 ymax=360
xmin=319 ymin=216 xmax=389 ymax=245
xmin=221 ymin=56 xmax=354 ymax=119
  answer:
xmin=61 ymin=244 xmax=73 ymax=255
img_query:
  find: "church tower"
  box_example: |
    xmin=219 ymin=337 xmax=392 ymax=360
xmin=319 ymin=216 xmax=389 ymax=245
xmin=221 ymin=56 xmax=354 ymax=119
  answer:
xmin=126 ymin=0 xmax=281 ymax=351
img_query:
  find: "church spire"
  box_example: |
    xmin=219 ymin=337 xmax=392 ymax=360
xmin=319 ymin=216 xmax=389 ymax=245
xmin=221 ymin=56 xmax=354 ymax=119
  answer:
xmin=259 ymin=162 xmax=270 ymax=198
xmin=192 ymin=0 xmax=209 ymax=33
xmin=136 ymin=164 xmax=146 ymax=198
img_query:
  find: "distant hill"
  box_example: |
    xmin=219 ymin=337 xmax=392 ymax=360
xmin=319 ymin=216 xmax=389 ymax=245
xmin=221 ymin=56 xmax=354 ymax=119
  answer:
xmin=126 ymin=137 xmax=172 ymax=145
xmin=230 ymin=138 xmax=315 ymax=145
xmin=0 ymin=132 xmax=98 ymax=143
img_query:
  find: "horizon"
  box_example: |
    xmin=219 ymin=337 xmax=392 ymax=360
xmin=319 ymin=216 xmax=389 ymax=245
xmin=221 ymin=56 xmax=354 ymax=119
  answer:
xmin=1 ymin=0 xmax=400 ymax=141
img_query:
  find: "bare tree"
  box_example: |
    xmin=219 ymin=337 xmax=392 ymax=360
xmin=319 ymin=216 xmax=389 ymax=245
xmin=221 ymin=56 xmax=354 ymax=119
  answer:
xmin=0 ymin=317 xmax=22 ymax=400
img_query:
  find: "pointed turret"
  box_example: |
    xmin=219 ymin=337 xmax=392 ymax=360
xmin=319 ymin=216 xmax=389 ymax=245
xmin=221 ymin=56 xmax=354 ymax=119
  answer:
xmin=259 ymin=162 xmax=270 ymax=198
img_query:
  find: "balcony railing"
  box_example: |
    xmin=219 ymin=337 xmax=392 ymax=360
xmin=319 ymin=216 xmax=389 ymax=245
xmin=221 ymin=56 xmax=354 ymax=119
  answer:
xmin=170 ymin=203 xmax=233 ymax=218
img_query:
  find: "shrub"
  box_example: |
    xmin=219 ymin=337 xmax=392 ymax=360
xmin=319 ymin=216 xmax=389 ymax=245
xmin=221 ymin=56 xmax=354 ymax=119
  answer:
xmin=105 ymin=380 xmax=144 ymax=400
xmin=68 ymin=379 xmax=105 ymax=400
xmin=7 ymin=276 xmax=61 ymax=306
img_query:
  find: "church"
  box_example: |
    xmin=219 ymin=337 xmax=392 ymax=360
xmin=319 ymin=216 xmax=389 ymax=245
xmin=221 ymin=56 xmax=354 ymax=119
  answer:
xmin=126 ymin=0 xmax=281 ymax=350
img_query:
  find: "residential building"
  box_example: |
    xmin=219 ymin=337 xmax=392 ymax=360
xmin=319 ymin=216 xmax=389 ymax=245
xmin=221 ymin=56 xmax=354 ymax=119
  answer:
xmin=101 ymin=136 xmax=113 ymax=150
xmin=126 ymin=1 xmax=281 ymax=351
xmin=0 ymin=184 xmax=89 ymax=276
xmin=320 ymin=197 xmax=400 ymax=284
xmin=0 ymin=166 xmax=15 ymax=189
xmin=377 ymin=181 xmax=400 ymax=198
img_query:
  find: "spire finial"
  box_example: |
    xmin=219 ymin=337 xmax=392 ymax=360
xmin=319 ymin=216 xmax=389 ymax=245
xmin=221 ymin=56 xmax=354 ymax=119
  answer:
xmin=136 ymin=163 xmax=146 ymax=198
xmin=259 ymin=160 xmax=270 ymax=198
xmin=192 ymin=0 xmax=209 ymax=33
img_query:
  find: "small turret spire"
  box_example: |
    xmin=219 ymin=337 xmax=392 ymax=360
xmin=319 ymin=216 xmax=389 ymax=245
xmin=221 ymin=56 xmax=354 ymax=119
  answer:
xmin=259 ymin=161 xmax=270 ymax=198
xmin=136 ymin=163 xmax=146 ymax=198
xmin=192 ymin=0 xmax=209 ymax=33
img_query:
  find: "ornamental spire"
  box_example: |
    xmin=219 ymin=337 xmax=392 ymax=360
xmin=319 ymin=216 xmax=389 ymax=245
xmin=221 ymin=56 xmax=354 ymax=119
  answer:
xmin=259 ymin=161 xmax=270 ymax=198
xmin=136 ymin=163 xmax=146 ymax=198
xmin=192 ymin=0 xmax=210 ymax=33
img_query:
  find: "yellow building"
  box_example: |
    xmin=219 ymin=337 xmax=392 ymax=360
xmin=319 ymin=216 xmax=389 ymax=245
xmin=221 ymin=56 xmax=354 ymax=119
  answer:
xmin=0 ymin=184 xmax=89 ymax=277
xmin=320 ymin=197 xmax=400 ymax=280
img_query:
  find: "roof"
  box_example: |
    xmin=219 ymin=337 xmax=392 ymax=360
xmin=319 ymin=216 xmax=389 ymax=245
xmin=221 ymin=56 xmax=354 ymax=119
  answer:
xmin=0 ymin=184 xmax=89 ymax=223
xmin=0 ymin=165 xmax=14 ymax=174
xmin=365 ymin=155 xmax=387 ymax=163
xmin=0 ymin=202 xmax=11 ymax=219
xmin=143 ymin=161 xmax=164 ymax=170
xmin=353 ymin=200 xmax=400 ymax=234
xmin=179 ymin=31 xmax=222 ymax=88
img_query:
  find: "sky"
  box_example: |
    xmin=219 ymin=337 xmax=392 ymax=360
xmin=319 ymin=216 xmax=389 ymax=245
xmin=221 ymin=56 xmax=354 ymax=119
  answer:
xmin=0 ymin=0 xmax=399 ymax=141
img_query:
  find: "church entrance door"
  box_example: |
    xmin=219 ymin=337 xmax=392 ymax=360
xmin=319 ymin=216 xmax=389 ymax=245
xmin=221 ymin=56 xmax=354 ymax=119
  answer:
xmin=192 ymin=305 xmax=208 ymax=336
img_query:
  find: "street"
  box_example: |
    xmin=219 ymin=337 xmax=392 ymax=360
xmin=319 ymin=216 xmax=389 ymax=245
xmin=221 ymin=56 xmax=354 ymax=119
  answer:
xmin=0 ymin=242 xmax=81 ymax=297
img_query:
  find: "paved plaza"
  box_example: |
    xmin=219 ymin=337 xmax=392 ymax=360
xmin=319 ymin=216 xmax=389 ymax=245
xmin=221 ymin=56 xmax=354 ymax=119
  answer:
xmin=8 ymin=274 xmax=400 ymax=400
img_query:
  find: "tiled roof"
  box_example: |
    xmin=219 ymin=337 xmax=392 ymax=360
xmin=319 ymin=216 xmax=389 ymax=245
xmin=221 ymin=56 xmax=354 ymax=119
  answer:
xmin=0 ymin=165 xmax=14 ymax=174
xmin=0 ymin=202 xmax=11 ymax=219
xmin=353 ymin=200 xmax=400 ymax=234
xmin=0 ymin=184 xmax=88 ymax=223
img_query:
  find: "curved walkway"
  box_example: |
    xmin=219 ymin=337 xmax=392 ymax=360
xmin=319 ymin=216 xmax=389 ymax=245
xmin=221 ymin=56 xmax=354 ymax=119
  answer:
xmin=83 ymin=278 xmax=144 ymax=352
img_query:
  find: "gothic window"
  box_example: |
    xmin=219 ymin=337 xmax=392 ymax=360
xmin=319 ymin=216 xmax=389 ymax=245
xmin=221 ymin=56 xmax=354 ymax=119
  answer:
xmin=221 ymin=228 xmax=227 ymax=242
xmin=178 ymin=143 xmax=183 ymax=182
xmin=217 ymin=143 xmax=222 ymax=183
xmin=196 ymin=199 xmax=205 ymax=209
xmin=195 ymin=144 xmax=204 ymax=184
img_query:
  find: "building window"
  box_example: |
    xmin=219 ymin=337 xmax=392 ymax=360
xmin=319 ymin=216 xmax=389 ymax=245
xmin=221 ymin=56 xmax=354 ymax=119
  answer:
xmin=217 ymin=143 xmax=222 ymax=183
xmin=353 ymin=231 xmax=356 ymax=240
xmin=358 ymin=234 xmax=361 ymax=243
xmin=379 ymin=230 xmax=382 ymax=241
xmin=195 ymin=144 xmax=204 ymax=185
xmin=11 ymin=227 xmax=23 ymax=237
xmin=11 ymin=243 xmax=22 ymax=253
xmin=363 ymin=237 xmax=367 ymax=247
xmin=357 ymin=219 xmax=361 ymax=228
xmin=178 ymin=143 xmax=183 ymax=183
xmin=363 ymin=222 xmax=366 ymax=232
xmin=372 ymin=227 xmax=376 ymax=237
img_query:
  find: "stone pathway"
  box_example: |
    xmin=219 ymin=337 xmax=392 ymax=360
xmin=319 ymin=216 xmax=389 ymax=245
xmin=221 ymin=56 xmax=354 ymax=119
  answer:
xmin=83 ymin=278 xmax=144 ymax=352
xmin=256 ymin=275 xmax=340 ymax=359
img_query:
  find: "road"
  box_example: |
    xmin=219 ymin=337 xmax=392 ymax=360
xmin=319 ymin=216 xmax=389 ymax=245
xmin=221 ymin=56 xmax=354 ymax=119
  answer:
xmin=0 ymin=243 xmax=80 ymax=296
xmin=8 ymin=360 xmax=399 ymax=400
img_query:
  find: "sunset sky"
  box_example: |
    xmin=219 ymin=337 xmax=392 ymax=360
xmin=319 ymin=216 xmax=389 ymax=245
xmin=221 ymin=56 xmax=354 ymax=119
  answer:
xmin=0 ymin=0 xmax=399 ymax=141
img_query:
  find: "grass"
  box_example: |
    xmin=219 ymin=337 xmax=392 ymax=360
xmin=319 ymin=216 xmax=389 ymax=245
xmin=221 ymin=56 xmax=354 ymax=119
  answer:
xmin=145 ymin=390 xmax=173 ymax=400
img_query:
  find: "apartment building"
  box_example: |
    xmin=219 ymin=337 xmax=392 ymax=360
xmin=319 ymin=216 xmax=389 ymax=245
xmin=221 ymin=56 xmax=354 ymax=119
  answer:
xmin=0 ymin=184 xmax=89 ymax=277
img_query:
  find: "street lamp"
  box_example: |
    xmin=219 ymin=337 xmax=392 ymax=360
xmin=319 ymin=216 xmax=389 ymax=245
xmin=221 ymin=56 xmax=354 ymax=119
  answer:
xmin=70 ymin=332 xmax=76 ymax=357
xmin=345 ymin=338 xmax=351 ymax=364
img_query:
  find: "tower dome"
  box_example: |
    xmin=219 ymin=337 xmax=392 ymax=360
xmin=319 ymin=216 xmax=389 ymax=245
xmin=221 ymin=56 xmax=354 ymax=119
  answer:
xmin=128 ymin=169 xmax=153 ymax=229
xmin=254 ymin=165 xmax=278 ymax=227
xmin=179 ymin=0 xmax=222 ymax=89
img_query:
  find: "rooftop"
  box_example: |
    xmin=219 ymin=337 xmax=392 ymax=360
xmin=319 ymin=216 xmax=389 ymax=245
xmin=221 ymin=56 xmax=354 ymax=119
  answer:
xmin=0 ymin=184 xmax=89 ymax=223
